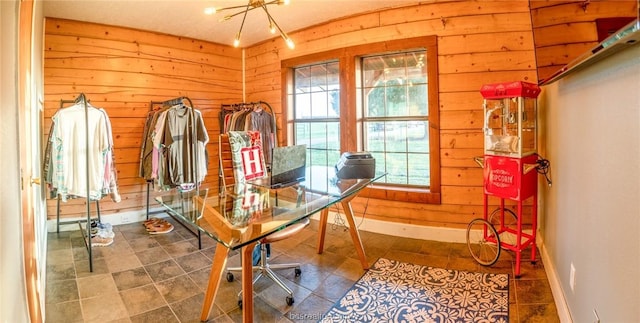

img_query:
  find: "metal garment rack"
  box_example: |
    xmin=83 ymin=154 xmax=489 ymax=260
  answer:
xmin=144 ymin=96 xmax=203 ymax=249
xmin=54 ymin=93 xmax=102 ymax=272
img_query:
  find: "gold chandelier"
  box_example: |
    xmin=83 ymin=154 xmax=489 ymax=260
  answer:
xmin=205 ymin=0 xmax=294 ymax=49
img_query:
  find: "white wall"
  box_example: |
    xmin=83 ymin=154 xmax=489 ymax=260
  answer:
xmin=0 ymin=0 xmax=31 ymax=322
xmin=539 ymin=44 xmax=640 ymax=322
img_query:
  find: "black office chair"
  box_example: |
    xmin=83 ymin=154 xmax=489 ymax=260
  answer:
xmin=219 ymin=133 xmax=309 ymax=307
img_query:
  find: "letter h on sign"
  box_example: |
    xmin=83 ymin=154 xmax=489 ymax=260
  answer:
xmin=240 ymin=146 xmax=265 ymax=180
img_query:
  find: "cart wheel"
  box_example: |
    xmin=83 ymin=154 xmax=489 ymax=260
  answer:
xmin=286 ymin=296 xmax=294 ymax=306
xmin=467 ymin=218 xmax=501 ymax=266
xmin=226 ymin=272 xmax=234 ymax=282
xmin=489 ymin=208 xmax=518 ymax=247
xmin=238 ymin=299 xmax=242 ymax=309
xmin=294 ymin=268 xmax=301 ymax=277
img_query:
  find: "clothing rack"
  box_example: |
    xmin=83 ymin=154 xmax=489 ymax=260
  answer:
xmin=220 ymin=100 xmax=277 ymax=157
xmin=144 ymin=96 xmax=203 ymax=249
xmin=54 ymin=93 xmax=101 ymax=272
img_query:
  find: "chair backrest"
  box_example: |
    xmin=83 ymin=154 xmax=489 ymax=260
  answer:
xmin=219 ymin=133 xmax=235 ymax=187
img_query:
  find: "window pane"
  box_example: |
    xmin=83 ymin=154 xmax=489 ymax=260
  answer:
xmin=361 ymin=50 xmax=429 ymax=187
xmin=327 ymin=62 xmax=340 ymax=91
xmin=293 ymin=62 xmax=341 ymax=181
xmin=408 ymin=153 xmax=430 ymax=185
xmin=295 ymin=66 xmax=310 ymax=93
xmin=295 ymin=93 xmax=311 ymax=118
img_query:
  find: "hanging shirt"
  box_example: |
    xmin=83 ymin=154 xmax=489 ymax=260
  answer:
xmin=48 ymin=102 xmax=120 ymax=202
xmin=160 ymin=105 xmax=209 ymax=188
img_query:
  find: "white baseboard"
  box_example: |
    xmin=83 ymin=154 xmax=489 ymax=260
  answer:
xmin=538 ymin=237 xmax=573 ymax=323
xmin=46 ymin=207 xmax=167 ymax=232
xmin=310 ymin=211 xmax=469 ymax=243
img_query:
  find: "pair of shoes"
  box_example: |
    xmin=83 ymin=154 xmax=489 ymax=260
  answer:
xmin=88 ymin=235 xmax=113 ymax=247
xmin=143 ymin=217 xmax=174 ymax=235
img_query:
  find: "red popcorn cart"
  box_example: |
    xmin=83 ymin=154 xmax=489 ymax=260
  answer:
xmin=467 ymin=81 xmax=550 ymax=278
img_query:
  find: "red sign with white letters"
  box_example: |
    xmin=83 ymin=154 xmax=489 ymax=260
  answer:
xmin=483 ymin=154 xmax=537 ymax=201
xmin=240 ymin=146 xmax=265 ymax=180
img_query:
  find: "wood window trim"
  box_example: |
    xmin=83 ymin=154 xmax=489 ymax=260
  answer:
xmin=281 ymin=36 xmax=441 ymax=204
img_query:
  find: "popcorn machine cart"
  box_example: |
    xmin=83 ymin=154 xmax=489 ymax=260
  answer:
xmin=466 ymin=81 xmax=543 ymax=278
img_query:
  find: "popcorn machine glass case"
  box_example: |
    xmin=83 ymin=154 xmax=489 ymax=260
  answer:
xmin=481 ymin=82 xmax=539 ymax=157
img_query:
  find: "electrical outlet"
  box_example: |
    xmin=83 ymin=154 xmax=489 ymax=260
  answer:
xmin=569 ymin=263 xmax=576 ymax=292
xmin=121 ymin=214 xmax=131 ymax=224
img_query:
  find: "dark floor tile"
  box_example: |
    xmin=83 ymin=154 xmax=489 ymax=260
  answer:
xmin=518 ymin=303 xmax=560 ymax=323
xmin=312 ymin=273 xmax=354 ymax=302
xmin=47 ymin=248 xmax=74 ymax=266
xmin=162 ymin=240 xmax=200 ymax=258
xmin=80 ymin=291 xmax=128 ymax=322
xmin=227 ymin=296 xmax=283 ymax=323
xmin=45 ymin=300 xmax=84 ymax=323
xmin=47 ymin=233 xmax=72 ymax=251
xmin=75 ymin=256 xmax=110 ymax=278
xmin=420 ymin=239 xmax=452 ymax=257
xmin=176 ymin=251 xmax=212 ymax=273
xmin=130 ymin=305 xmax=180 ymax=323
xmin=46 ymin=279 xmax=79 ymax=304
xmin=170 ymin=293 xmax=222 ymax=323
xmin=119 ymin=283 xmax=166 ymax=316
xmin=155 ymin=274 xmax=201 ymax=303
xmin=286 ymin=293 xmax=334 ymax=323
xmin=152 ymin=230 xmax=186 ymax=245
xmin=145 ymin=258 xmax=185 ymax=282
xmin=135 ymin=245 xmax=171 ymax=266
xmin=112 ymin=266 xmax=153 ymax=291
xmin=47 ymin=261 xmax=76 ymax=281
xmin=515 ymin=278 xmax=555 ymax=304
xmin=126 ymin=236 xmax=161 ymax=252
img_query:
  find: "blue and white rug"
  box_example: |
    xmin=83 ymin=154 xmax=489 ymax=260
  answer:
xmin=321 ymin=258 xmax=509 ymax=322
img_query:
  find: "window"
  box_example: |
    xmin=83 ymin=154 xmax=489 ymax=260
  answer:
xmin=282 ymin=37 xmax=440 ymax=204
xmin=360 ymin=51 xmax=430 ymax=187
xmin=291 ymin=61 xmax=341 ymax=169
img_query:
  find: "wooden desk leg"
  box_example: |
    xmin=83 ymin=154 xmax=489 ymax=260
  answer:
xmin=317 ymin=208 xmax=329 ymax=254
xmin=200 ymin=244 xmax=229 ymax=322
xmin=341 ymin=200 xmax=369 ymax=269
xmin=242 ymin=242 xmax=257 ymax=323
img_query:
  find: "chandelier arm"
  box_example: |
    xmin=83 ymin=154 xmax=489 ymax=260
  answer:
xmin=234 ymin=1 xmax=252 ymax=46
xmin=223 ymin=6 xmax=260 ymax=21
xmin=261 ymin=4 xmax=287 ymax=38
xmin=215 ymin=4 xmax=254 ymax=12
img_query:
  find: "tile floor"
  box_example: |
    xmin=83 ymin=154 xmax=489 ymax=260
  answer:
xmin=45 ymin=216 xmax=560 ymax=322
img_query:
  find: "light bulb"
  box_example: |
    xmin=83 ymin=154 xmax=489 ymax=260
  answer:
xmin=204 ymin=7 xmax=217 ymax=15
xmin=234 ymin=33 xmax=241 ymax=47
xmin=285 ymin=38 xmax=295 ymax=49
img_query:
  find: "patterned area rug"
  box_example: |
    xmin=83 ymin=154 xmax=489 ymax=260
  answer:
xmin=321 ymin=258 xmax=509 ymax=322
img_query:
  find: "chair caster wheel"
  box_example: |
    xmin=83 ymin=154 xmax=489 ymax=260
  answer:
xmin=286 ymin=296 xmax=294 ymax=306
xmin=226 ymin=272 xmax=234 ymax=282
xmin=294 ymin=268 xmax=301 ymax=277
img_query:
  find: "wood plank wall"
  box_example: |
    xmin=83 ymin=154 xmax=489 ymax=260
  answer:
xmin=43 ymin=1 xmax=637 ymax=228
xmin=530 ymin=0 xmax=637 ymax=81
xmin=43 ymin=18 xmax=242 ymax=220
xmin=243 ymin=1 xmax=539 ymax=229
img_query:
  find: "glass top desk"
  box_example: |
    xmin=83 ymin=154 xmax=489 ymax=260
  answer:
xmin=155 ymin=166 xmax=384 ymax=322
